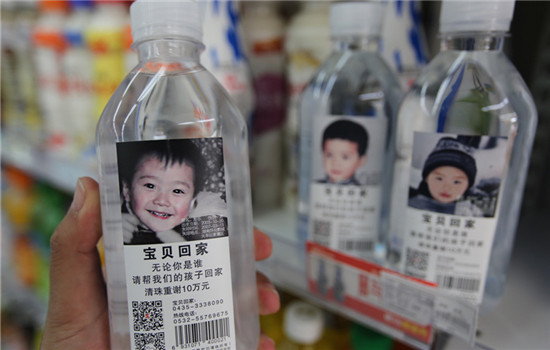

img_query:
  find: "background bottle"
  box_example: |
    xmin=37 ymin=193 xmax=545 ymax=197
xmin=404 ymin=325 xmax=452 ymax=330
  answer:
xmin=95 ymin=1 xmax=259 ymax=348
xmin=85 ymin=0 xmax=128 ymax=121
xmin=284 ymin=1 xmax=331 ymax=208
xmin=63 ymin=0 xmax=94 ymax=158
xmin=32 ymin=0 xmax=69 ymax=156
xmin=201 ymin=0 xmax=255 ymax=136
xmin=11 ymin=1 xmax=41 ymax=148
xmin=298 ymin=1 xmax=403 ymax=260
xmin=241 ymin=1 xmax=286 ymax=211
xmin=388 ymin=0 xmax=537 ymax=310
xmin=380 ymin=0 xmax=430 ymax=89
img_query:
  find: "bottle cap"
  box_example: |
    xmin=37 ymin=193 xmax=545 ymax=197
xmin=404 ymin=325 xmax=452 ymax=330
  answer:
xmin=283 ymin=301 xmax=324 ymax=345
xmin=439 ymin=0 xmax=515 ymax=33
xmin=330 ymin=1 xmax=385 ymax=38
xmin=130 ymin=0 xmax=202 ymax=46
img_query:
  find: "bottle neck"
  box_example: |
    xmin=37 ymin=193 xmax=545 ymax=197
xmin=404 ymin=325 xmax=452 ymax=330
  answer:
xmin=136 ymin=38 xmax=204 ymax=66
xmin=332 ymin=35 xmax=380 ymax=52
xmin=439 ymin=32 xmax=506 ymax=51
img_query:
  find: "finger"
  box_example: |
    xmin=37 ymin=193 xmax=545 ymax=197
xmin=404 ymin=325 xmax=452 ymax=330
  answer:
xmin=256 ymin=271 xmax=280 ymax=315
xmin=43 ymin=177 xmax=109 ymax=346
xmin=254 ymin=227 xmax=273 ymax=261
xmin=257 ymin=333 xmax=276 ymax=350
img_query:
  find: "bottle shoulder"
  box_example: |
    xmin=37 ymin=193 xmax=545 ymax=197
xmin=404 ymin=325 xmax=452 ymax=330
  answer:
xmin=96 ymin=65 xmax=246 ymax=143
xmin=304 ymin=51 xmax=402 ymax=98
xmin=406 ymin=50 xmax=536 ymax=116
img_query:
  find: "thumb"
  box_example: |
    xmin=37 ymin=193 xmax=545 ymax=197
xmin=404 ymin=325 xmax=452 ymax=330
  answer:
xmin=42 ymin=177 xmax=109 ymax=346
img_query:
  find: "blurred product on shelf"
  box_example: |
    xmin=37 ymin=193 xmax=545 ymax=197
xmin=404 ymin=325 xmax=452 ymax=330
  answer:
xmin=241 ymin=1 xmax=286 ymax=211
xmin=0 ymin=0 xmax=134 ymax=165
xmin=2 ymin=166 xmax=35 ymax=233
xmin=284 ymin=1 xmax=332 ymax=208
xmin=350 ymin=323 xmax=393 ymax=350
xmin=387 ymin=0 xmax=537 ymax=311
xmin=1 ymin=166 xmax=72 ymax=349
xmin=85 ymin=0 xmax=128 ymax=125
xmin=277 ymin=300 xmax=328 ymax=350
xmin=1 ymin=1 xmax=41 ymax=151
xmin=63 ymin=0 xmax=94 ymax=158
xmin=32 ymin=0 xmax=71 ymax=156
xmin=201 ymin=0 xmax=255 ymax=136
xmin=262 ymin=291 xmax=410 ymax=349
xmin=380 ymin=0 xmax=430 ymax=89
xmin=298 ymin=1 xmax=403 ymax=261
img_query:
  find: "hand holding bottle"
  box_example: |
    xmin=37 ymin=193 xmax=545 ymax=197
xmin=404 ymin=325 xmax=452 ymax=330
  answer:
xmin=40 ymin=177 xmax=280 ymax=350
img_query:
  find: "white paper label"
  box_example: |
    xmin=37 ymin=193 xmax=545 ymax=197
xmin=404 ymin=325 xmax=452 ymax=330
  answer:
xmin=381 ymin=272 xmax=435 ymax=326
xmin=308 ymin=115 xmax=388 ymax=257
xmin=434 ymin=293 xmax=478 ymax=345
xmin=116 ymin=138 xmax=236 ymax=350
xmin=402 ymin=132 xmax=509 ymax=304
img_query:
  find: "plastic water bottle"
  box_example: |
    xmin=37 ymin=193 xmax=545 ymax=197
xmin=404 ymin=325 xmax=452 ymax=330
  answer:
xmin=380 ymin=0 xmax=429 ymax=89
xmin=32 ymin=0 xmax=69 ymax=155
xmin=241 ymin=1 xmax=286 ymax=211
xmin=95 ymin=1 xmax=259 ymax=349
xmin=85 ymin=0 xmax=128 ymax=120
xmin=387 ymin=0 xmax=537 ymax=310
xmin=298 ymin=1 xmax=403 ymax=261
xmin=284 ymin=1 xmax=331 ymax=208
xmin=201 ymin=0 xmax=255 ymax=137
xmin=63 ymin=0 xmax=94 ymax=157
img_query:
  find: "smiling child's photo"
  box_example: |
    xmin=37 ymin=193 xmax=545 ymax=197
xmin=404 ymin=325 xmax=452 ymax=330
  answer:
xmin=117 ymin=139 xmax=228 ymax=245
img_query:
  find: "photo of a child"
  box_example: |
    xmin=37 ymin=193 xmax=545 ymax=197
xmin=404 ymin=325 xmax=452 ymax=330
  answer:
xmin=408 ymin=134 xmax=506 ymax=217
xmin=117 ymin=139 xmax=227 ymax=245
xmin=317 ymin=119 xmax=369 ymax=185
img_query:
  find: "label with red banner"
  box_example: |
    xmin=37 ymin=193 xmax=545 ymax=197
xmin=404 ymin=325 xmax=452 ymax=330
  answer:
xmin=307 ymin=242 xmax=436 ymax=344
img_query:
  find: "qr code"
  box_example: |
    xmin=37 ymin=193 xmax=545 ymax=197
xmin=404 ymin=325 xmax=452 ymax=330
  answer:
xmin=312 ymin=220 xmax=331 ymax=246
xmin=132 ymin=300 xmax=164 ymax=332
xmin=405 ymin=248 xmax=429 ymax=272
xmin=134 ymin=332 xmax=165 ymax=350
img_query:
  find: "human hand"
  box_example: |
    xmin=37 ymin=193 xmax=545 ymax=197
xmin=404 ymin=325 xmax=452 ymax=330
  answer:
xmin=40 ymin=177 xmax=280 ymax=350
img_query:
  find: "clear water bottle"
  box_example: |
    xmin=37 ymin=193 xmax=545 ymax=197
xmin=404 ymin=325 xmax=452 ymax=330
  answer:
xmin=387 ymin=0 xmax=537 ymax=311
xmin=298 ymin=1 xmax=403 ymax=261
xmin=95 ymin=1 xmax=259 ymax=349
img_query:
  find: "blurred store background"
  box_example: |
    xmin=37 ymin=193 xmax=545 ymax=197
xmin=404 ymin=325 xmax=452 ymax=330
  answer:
xmin=1 ymin=1 xmax=549 ymax=349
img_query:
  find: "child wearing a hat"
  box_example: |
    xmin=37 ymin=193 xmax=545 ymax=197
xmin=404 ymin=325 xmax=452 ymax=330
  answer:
xmin=408 ymin=137 xmax=482 ymax=216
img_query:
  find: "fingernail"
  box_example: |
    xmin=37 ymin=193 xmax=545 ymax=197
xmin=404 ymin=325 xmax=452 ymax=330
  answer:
xmin=70 ymin=178 xmax=86 ymax=212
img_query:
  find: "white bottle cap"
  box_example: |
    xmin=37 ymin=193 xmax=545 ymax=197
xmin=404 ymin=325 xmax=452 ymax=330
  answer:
xmin=283 ymin=301 xmax=324 ymax=345
xmin=130 ymin=0 xmax=203 ymax=45
xmin=439 ymin=0 xmax=515 ymax=34
xmin=330 ymin=1 xmax=385 ymax=38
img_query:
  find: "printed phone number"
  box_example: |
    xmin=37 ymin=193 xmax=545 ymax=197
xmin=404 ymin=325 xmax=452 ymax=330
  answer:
xmin=173 ymin=299 xmax=224 ymax=311
xmin=174 ymin=311 xmax=229 ymax=324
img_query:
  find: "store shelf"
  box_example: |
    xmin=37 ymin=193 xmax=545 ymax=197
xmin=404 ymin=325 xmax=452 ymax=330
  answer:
xmin=255 ymin=205 xmax=436 ymax=350
xmin=255 ymin=207 xmax=550 ymax=350
xmin=1 ymin=140 xmax=97 ymax=193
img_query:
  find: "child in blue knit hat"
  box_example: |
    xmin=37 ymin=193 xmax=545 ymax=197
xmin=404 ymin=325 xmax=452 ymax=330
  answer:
xmin=408 ymin=137 xmax=482 ymax=216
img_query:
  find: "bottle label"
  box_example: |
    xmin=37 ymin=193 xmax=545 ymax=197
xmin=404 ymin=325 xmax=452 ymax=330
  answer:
xmin=116 ymin=138 xmax=236 ymax=350
xmin=401 ymin=132 xmax=509 ymax=304
xmin=308 ymin=115 xmax=388 ymax=257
